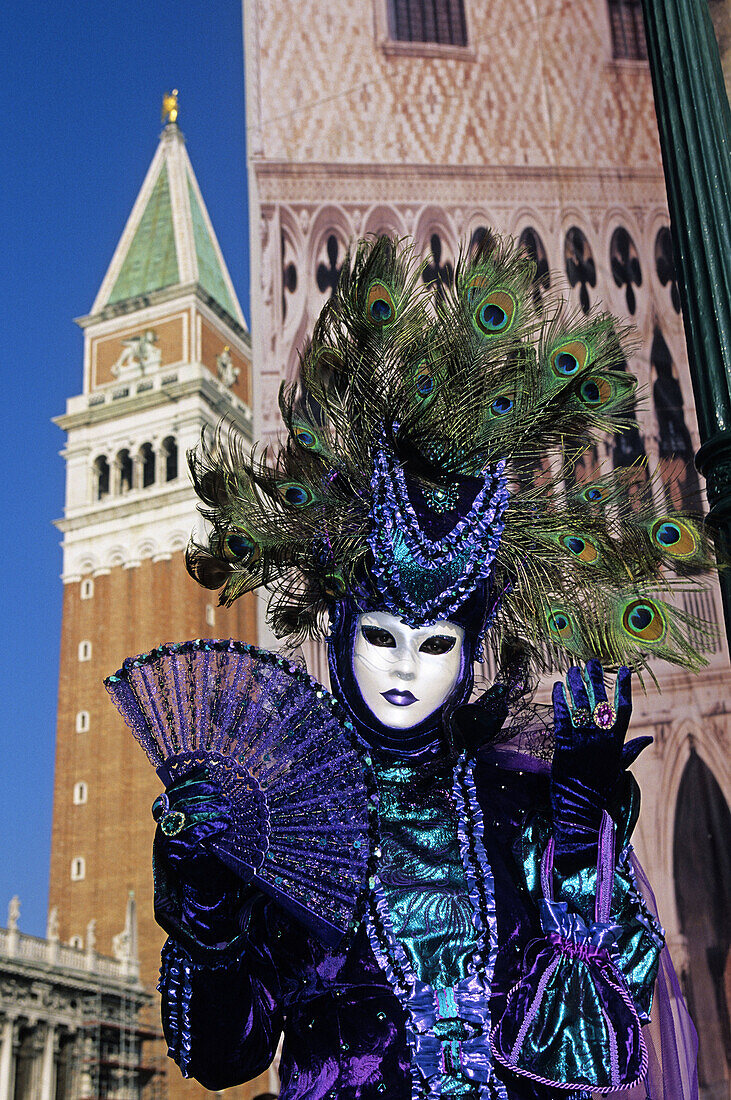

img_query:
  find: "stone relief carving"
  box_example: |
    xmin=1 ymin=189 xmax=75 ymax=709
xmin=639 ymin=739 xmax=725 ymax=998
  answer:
xmin=216 ymin=345 xmax=239 ymax=388
xmin=111 ymin=330 xmax=162 ymax=380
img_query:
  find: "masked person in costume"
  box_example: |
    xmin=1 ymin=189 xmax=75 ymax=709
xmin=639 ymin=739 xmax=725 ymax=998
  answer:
xmin=107 ymin=234 xmax=713 ymax=1099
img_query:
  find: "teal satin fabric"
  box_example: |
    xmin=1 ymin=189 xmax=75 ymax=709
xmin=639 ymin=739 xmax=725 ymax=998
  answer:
xmin=373 ymin=758 xmax=484 ymax=1096
xmin=518 ymin=788 xmax=663 ymax=1024
xmin=373 ymin=759 xmax=481 ymax=989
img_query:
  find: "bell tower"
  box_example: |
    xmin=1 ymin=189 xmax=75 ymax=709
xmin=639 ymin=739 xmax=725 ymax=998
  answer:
xmin=48 ymin=96 xmax=259 ymax=1091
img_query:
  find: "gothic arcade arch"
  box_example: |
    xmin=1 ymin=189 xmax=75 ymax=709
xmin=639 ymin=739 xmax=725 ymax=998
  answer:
xmin=361 ymin=204 xmax=408 ymax=239
xmin=560 ymin=214 xmax=598 ymax=315
xmin=653 ymin=723 xmax=728 ymax=922
xmin=414 ymin=209 xmax=457 ymax=302
xmin=673 ymin=751 xmax=731 ymax=1093
xmin=278 ymin=209 xmax=306 ymax=342
xmin=602 ymin=210 xmax=646 ymax=324
xmin=512 ymin=212 xmax=554 ymax=311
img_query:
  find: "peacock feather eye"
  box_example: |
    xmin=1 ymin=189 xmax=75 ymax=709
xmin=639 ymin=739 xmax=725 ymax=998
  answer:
xmin=473 ymin=290 xmax=516 ymax=336
xmin=550 ymin=340 xmax=589 ymax=379
xmin=650 ymin=518 xmax=699 ymax=558
xmin=581 ymin=482 xmax=610 ymax=504
xmin=366 ymin=281 xmax=396 ymax=326
xmin=489 ymin=392 xmax=514 ymax=417
xmin=622 ymin=598 xmax=666 ymax=643
xmin=414 ymin=362 xmax=436 ymax=399
xmin=546 ymin=607 xmax=577 ymax=642
xmin=559 ymin=532 xmax=599 ymax=564
xmin=313 ymin=346 xmax=344 ymax=373
xmin=579 ymin=375 xmax=611 ymax=407
xmin=277 ymin=481 xmax=315 ymax=508
xmin=323 ymin=570 xmax=347 ymax=599
xmin=223 ymin=529 xmax=260 ymax=567
xmin=293 ymin=424 xmax=320 ymax=452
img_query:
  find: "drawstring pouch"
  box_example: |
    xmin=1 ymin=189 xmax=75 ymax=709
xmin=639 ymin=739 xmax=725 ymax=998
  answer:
xmin=491 ymin=811 xmax=647 ymax=1092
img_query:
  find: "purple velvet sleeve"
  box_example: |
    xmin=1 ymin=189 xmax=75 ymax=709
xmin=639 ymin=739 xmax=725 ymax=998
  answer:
xmin=158 ymin=914 xmax=284 ymax=1089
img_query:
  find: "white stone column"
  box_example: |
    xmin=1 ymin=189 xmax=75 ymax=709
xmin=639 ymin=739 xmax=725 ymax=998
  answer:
xmin=29 ymin=1029 xmax=45 ymax=1098
xmin=132 ymin=450 xmax=143 ymax=491
xmin=0 ymin=1018 xmax=16 ymax=1100
xmin=39 ymin=1024 xmax=55 ymax=1100
xmin=155 ymin=440 xmax=166 ymax=487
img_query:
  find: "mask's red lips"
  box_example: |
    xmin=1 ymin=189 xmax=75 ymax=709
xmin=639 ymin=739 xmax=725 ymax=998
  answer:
xmin=381 ymin=689 xmax=418 ymax=706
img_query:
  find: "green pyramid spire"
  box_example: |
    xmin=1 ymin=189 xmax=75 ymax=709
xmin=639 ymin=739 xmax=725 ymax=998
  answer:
xmin=108 ymin=163 xmax=179 ymax=304
xmin=91 ymin=121 xmax=246 ymax=329
xmin=187 ymin=174 xmax=237 ymax=318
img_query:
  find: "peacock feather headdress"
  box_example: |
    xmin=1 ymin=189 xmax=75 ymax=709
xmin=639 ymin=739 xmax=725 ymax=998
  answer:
xmin=187 ymin=233 xmax=718 ymax=674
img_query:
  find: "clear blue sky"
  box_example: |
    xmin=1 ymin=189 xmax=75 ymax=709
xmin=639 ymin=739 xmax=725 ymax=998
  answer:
xmin=0 ymin=0 xmax=249 ymax=937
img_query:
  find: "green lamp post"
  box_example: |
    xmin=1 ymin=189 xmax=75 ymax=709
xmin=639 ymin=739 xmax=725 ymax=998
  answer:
xmin=640 ymin=0 xmax=731 ymax=648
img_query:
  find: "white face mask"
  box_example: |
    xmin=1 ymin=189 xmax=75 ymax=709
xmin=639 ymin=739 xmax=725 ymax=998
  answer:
xmin=352 ymin=611 xmax=465 ymax=729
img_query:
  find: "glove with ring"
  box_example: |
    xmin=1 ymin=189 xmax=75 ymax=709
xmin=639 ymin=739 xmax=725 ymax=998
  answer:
xmin=551 ymin=659 xmax=652 ymax=867
xmin=152 ymin=765 xmax=244 ymax=950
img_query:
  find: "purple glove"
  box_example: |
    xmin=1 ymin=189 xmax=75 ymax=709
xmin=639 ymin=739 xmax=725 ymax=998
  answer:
xmin=152 ymin=766 xmax=243 ymax=949
xmin=551 ymin=660 xmax=651 ymax=864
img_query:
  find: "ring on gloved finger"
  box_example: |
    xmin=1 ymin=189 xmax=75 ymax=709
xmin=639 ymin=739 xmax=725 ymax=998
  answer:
xmin=160 ymin=810 xmax=187 ymax=836
xmin=592 ymin=701 xmax=616 ymax=730
xmin=569 ymin=706 xmax=592 ymax=727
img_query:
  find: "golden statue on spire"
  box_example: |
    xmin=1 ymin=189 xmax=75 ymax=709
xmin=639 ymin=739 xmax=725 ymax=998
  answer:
xmin=162 ymin=89 xmax=179 ymax=125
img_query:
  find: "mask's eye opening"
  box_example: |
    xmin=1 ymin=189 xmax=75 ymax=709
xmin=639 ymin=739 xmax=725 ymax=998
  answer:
xmin=419 ymin=635 xmax=457 ymax=655
xmin=361 ymin=625 xmax=397 ymax=648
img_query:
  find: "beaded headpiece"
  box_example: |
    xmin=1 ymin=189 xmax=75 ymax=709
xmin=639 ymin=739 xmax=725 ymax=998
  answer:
xmin=187 ymin=233 xmax=717 ymax=672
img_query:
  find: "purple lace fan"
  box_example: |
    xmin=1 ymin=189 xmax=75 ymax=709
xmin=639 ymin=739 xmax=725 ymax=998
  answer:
xmin=105 ymin=639 xmax=372 ymax=945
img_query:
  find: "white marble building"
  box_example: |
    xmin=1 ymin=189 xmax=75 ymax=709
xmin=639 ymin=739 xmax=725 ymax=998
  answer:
xmin=0 ymin=895 xmax=154 ymax=1100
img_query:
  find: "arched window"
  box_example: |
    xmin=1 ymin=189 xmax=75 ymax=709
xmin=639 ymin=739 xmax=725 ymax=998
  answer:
xmin=70 ymin=857 xmax=86 ymax=882
xmin=610 ymin=227 xmax=642 ymax=314
xmin=73 ymin=781 xmax=88 ymax=805
xmin=162 ymin=437 xmax=178 ymax=482
xmin=78 ymin=640 xmax=92 ymax=662
xmin=674 ymin=752 xmax=731 ymax=1092
xmin=655 ymin=226 xmax=681 ymax=314
xmin=422 ymin=232 xmax=454 ymax=300
xmin=564 ymin=227 xmax=596 ymax=314
xmin=140 ymin=442 xmax=155 ymax=488
xmin=69 ymin=934 xmax=83 ymax=950
xmin=281 ymin=229 xmax=298 ymax=322
xmin=607 ymin=0 xmax=647 ymax=60
xmin=80 ymin=578 xmax=94 ymax=599
xmin=116 ymin=449 xmax=133 ymax=494
xmin=94 ymin=456 xmax=110 ymax=501
xmin=651 ymin=326 xmax=699 ymax=508
xmin=469 ymin=225 xmax=492 ymax=255
xmin=75 ymin=710 xmax=90 ymax=733
xmin=518 ymin=227 xmax=551 ymax=310
xmin=316 ymin=233 xmax=344 ymax=300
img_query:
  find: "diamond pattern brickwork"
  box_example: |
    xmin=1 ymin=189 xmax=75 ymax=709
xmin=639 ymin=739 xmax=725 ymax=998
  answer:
xmin=251 ymin=0 xmax=661 ymax=169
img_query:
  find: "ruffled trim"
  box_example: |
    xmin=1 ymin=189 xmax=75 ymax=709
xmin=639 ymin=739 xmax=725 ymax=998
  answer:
xmin=453 ymin=755 xmax=498 ymax=971
xmin=158 ymin=939 xmax=194 ymax=1077
xmin=621 ymin=845 xmax=665 ymax=949
xmin=158 ymin=937 xmax=237 ymax=1077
